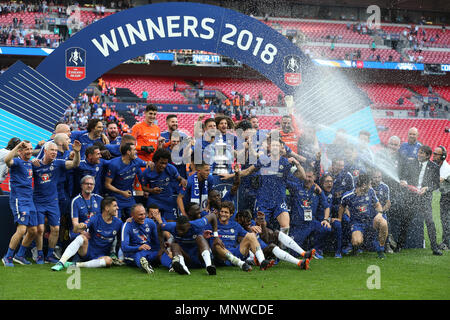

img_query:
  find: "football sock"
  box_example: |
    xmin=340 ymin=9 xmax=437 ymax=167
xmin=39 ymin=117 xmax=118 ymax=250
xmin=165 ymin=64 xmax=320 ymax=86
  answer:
xmin=16 ymin=245 xmax=29 ymax=257
xmin=201 ymin=250 xmax=212 ymax=267
xmin=60 ymin=235 xmax=84 ymax=264
xmin=280 ymin=227 xmax=290 ymax=235
xmin=254 ymin=247 xmax=265 ymax=264
xmin=278 ymin=231 xmax=304 ymax=254
xmin=272 ymin=246 xmax=300 ymax=265
xmin=160 ymin=252 xmax=172 ymax=269
xmin=225 ymin=251 xmax=244 ymax=268
xmin=178 ymin=255 xmax=190 ymax=274
xmin=38 ymin=250 xmax=44 ymax=257
xmin=6 ymin=247 xmax=15 ymax=258
xmin=47 ymin=248 xmax=55 ymax=258
xmin=246 ymin=251 xmax=255 ymax=263
xmin=77 ymin=258 xmax=106 ymax=268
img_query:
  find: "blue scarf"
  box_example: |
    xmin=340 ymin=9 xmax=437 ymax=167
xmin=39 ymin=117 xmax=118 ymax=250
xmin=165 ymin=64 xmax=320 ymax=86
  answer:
xmin=191 ymin=172 xmax=209 ymax=210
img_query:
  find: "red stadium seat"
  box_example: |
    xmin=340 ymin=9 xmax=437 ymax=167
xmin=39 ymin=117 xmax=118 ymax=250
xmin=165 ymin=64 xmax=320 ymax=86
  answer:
xmin=375 ymin=118 xmax=450 ymax=150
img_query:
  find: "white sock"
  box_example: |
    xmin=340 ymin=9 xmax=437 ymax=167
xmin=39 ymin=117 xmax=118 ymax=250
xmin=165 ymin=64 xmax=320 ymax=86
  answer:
xmin=201 ymin=250 xmax=212 ymax=267
xmin=254 ymin=247 xmax=265 ymax=264
xmin=273 ymin=246 xmax=300 ymax=265
xmin=225 ymin=251 xmax=244 ymax=268
xmin=60 ymin=235 xmax=84 ymax=264
xmin=280 ymin=227 xmax=290 ymax=235
xmin=178 ymin=255 xmax=190 ymax=275
xmin=278 ymin=231 xmax=304 ymax=255
xmin=246 ymin=251 xmax=255 ymax=263
xmin=77 ymin=258 xmax=106 ymax=268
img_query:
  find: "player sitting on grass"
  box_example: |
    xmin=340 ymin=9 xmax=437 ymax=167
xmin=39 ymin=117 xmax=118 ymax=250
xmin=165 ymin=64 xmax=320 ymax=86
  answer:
xmin=121 ymin=203 xmax=161 ymax=275
xmin=51 ymin=197 xmax=123 ymax=271
xmin=152 ymin=205 xmax=218 ymax=276
xmin=235 ymin=210 xmax=312 ymax=270
xmin=211 ymin=201 xmax=273 ymax=271
xmin=338 ymin=173 xmax=388 ymax=259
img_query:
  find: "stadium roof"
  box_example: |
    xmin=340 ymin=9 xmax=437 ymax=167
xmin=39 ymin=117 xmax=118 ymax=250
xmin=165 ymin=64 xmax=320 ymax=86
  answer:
xmin=255 ymin=0 xmax=450 ymax=13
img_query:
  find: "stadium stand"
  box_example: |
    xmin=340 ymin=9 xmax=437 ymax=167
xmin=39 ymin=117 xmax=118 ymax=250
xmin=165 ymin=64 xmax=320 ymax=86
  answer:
xmin=357 ymin=83 xmax=416 ymax=110
xmin=375 ymin=118 xmax=450 ymax=149
xmin=103 ymin=75 xmax=188 ymax=105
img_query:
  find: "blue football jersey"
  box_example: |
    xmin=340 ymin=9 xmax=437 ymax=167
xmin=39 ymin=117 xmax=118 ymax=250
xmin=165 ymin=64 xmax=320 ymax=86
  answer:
xmin=105 ymin=157 xmax=145 ymax=207
xmin=341 ymin=188 xmax=380 ymax=223
xmin=217 ymin=219 xmax=248 ymax=249
xmin=32 ymin=159 xmax=66 ymax=204
xmin=9 ymin=157 xmax=34 ymax=200
xmin=121 ymin=218 xmax=159 ymax=255
xmin=86 ymin=213 xmax=123 ymax=255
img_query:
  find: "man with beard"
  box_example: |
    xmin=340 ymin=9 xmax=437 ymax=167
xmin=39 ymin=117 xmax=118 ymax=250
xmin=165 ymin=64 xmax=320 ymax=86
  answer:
xmin=161 ymin=114 xmax=187 ymax=143
xmin=106 ymin=121 xmax=122 ymax=145
xmin=399 ymin=127 xmax=421 ymax=161
xmin=72 ymin=119 xmax=109 ymax=159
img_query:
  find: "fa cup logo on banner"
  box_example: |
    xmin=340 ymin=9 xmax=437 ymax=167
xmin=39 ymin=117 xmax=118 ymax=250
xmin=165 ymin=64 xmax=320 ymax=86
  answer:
xmin=284 ymin=55 xmax=302 ymax=86
xmin=66 ymin=47 xmax=86 ymax=81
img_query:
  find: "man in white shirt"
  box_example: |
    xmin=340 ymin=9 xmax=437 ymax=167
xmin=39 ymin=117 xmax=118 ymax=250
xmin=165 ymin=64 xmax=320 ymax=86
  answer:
xmin=432 ymin=146 xmax=450 ymax=250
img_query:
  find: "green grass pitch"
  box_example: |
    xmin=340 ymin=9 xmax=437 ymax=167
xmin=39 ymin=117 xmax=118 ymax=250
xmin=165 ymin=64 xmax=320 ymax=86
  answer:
xmin=1 ymin=194 xmax=449 ymax=300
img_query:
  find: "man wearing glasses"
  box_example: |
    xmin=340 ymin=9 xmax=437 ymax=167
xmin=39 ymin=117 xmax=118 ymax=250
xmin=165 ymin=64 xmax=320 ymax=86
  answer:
xmin=70 ymin=175 xmax=103 ymax=241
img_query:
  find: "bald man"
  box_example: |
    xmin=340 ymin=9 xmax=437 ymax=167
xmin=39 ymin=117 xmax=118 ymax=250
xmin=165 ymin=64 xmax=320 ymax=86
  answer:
xmin=399 ymin=127 xmax=422 ymax=160
xmin=35 ymin=123 xmax=73 ymax=159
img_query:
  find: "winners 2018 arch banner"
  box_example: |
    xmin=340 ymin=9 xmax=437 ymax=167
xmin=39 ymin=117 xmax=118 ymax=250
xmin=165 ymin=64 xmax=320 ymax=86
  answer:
xmin=0 ymin=2 xmax=311 ymax=146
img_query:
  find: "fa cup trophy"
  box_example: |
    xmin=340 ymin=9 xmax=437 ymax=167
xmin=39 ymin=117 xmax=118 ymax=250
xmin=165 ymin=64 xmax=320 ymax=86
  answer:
xmin=213 ymin=134 xmax=230 ymax=175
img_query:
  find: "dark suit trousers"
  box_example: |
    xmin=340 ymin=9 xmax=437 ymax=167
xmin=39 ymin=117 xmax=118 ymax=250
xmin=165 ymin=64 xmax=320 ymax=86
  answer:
xmin=398 ymin=193 xmax=438 ymax=250
xmin=441 ymin=193 xmax=450 ymax=246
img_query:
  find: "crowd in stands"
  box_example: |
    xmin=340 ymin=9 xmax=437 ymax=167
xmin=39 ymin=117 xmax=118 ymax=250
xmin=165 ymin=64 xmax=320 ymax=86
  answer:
xmin=1 ymin=97 xmax=448 ymax=274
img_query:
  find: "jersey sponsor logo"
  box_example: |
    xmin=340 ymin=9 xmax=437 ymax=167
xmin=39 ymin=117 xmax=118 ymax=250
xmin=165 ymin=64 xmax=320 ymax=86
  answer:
xmin=357 ymin=205 xmax=367 ymax=213
xmin=65 ymin=47 xmax=86 ymax=81
xmin=41 ymin=173 xmax=50 ymax=182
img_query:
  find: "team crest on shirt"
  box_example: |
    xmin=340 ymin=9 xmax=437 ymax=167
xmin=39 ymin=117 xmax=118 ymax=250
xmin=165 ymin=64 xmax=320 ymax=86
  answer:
xmin=93 ymin=202 xmax=97 ymax=208
xmin=145 ymin=228 xmax=150 ymax=233
xmin=112 ymin=230 xmax=117 ymax=235
xmin=50 ymin=166 xmax=54 ymax=171
xmin=96 ymin=167 xmax=100 ymax=172
xmin=365 ymin=196 xmax=369 ymax=201
xmin=230 ymin=229 xmax=234 ymax=233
